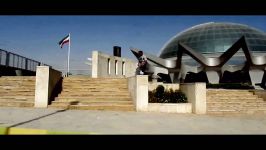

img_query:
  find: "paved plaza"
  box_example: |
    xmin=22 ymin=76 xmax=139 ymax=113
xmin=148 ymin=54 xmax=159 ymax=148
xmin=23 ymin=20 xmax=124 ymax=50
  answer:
xmin=0 ymin=107 xmax=266 ymax=134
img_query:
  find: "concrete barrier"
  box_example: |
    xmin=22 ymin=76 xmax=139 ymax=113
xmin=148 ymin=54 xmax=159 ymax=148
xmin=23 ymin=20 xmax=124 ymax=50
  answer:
xmin=35 ymin=66 xmax=62 ymax=108
xmin=128 ymin=76 xmax=136 ymax=106
xmin=148 ymin=83 xmax=191 ymax=113
xmin=128 ymin=76 xmax=205 ymax=114
xmin=128 ymin=75 xmax=149 ymax=111
xmin=180 ymin=83 xmax=206 ymax=114
xmin=147 ymin=103 xmax=192 ymax=113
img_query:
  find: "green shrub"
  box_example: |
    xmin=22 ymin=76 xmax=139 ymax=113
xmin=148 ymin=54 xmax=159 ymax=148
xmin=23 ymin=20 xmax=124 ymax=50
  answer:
xmin=154 ymin=85 xmax=165 ymax=101
xmin=149 ymin=85 xmax=187 ymax=103
xmin=148 ymin=91 xmax=157 ymax=103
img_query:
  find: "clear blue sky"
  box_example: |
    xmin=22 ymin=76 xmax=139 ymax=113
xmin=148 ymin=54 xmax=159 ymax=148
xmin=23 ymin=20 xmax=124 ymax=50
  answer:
xmin=1 ymin=15 xmax=266 ymax=72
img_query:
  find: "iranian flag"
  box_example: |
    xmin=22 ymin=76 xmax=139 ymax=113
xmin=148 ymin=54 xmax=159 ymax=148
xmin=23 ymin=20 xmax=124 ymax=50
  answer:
xmin=58 ymin=34 xmax=70 ymax=48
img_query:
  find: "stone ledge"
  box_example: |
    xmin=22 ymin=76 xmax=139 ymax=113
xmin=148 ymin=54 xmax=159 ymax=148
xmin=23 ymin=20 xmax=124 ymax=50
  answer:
xmin=147 ymin=103 xmax=192 ymax=113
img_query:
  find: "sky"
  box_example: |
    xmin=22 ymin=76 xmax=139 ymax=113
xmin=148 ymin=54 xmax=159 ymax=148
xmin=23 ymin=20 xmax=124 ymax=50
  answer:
xmin=1 ymin=15 xmax=266 ymax=74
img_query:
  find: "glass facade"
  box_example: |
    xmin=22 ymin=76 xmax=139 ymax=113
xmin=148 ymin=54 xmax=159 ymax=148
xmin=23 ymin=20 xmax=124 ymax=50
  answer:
xmin=159 ymin=22 xmax=266 ymax=59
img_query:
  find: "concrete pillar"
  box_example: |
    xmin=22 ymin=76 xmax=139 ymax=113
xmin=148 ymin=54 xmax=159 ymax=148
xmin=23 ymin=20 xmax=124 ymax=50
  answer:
xmin=180 ymin=64 xmax=188 ymax=82
xmin=35 ymin=66 xmax=50 ymax=107
xmin=180 ymin=83 xmax=206 ymax=114
xmin=249 ymin=70 xmax=264 ymax=86
xmin=194 ymin=83 xmax=206 ymax=114
xmin=91 ymin=51 xmax=98 ymax=78
xmin=169 ymin=73 xmax=175 ymax=83
xmin=127 ymin=75 xmax=149 ymax=111
xmin=181 ymin=71 xmax=188 ymax=82
xmin=35 ymin=66 xmax=62 ymax=108
xmin=206 ymin=71 xmax=220 ymax=84
xmin=170 ymin=72 xmax=180 ymax=83
xmin=136 ymin=75 xmax=149 ymax=111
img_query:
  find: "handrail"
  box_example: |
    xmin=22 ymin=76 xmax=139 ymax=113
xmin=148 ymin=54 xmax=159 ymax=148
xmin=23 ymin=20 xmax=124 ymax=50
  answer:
xmin=0 ymin=48 xmax=50 ymax=72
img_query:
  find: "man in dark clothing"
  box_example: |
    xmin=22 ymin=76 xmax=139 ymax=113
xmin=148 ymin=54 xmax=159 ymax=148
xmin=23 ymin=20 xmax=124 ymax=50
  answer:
xmin=137 ymin=51 xmax=148 ymax=75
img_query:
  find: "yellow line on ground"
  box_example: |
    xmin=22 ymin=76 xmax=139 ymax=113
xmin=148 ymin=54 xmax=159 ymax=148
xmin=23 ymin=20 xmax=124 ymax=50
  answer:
xmin=0 ymin=126 xmax=95 ymax=135
xmin=8 ymin=127 xmax=47 ymax=134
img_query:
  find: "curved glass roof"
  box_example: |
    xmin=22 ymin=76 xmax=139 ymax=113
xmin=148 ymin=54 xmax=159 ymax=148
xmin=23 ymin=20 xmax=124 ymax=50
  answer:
xmin=159 ymin=22 xmax=266 ymax=59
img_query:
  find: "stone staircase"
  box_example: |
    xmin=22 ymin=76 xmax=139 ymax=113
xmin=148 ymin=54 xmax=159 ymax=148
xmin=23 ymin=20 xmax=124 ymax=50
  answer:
xmin=0 ymin=76 xmax=36 ymax=107
xmin=49 ymin=76 xmax=135 ymax=111
xmin=207 ymin=89 xmax=266 ymax=115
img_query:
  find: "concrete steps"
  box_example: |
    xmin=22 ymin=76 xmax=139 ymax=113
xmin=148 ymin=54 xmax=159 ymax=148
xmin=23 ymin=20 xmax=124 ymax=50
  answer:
xmin=52 ymin=99 xmax=132 ymax=103
xmin=0 ymin=76 xmax=35 ymax=108
xmin=207 ymin=89 xmax=266 ymax=115
xmin=60 ymin=89 xmax=129 ymax=92
xmin=207 ymin=110 xmax=266 ymax=115
xmin=0 ymin=96 xmax=35 ymax=99
xmin=62 ymin=88 xmax=128 ymax=91
xmin=0 ymin=101 xmax=34 ymax=107
xmin=48 ymin=104 xmax=135 ymax=111
xmin=0 ymin=98 xmax=34 ymax=102
xmin=62 ymin=86 xmax=128 ymax=89
xmin=63 ymin=77 xmax=127 ymax=80
xmin=0 ymin=91 xmax=35 ymax=94
xmin=50 ymin=77 xmax=134 ymax=111
xmin=0 ymin=77 xmax=35 ymax=80
xmin=58 ymin=93 xmax=130 ymax=97
xmin=54 ymin=97 xmax=132 ymax=101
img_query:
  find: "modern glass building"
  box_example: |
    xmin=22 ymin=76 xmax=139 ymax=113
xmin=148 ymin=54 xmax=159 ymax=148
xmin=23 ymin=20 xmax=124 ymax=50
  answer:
xmin=130 ymin=22 xmax=266 ymax=86
xmin=159 ymin=22 xmax=266 ymax=58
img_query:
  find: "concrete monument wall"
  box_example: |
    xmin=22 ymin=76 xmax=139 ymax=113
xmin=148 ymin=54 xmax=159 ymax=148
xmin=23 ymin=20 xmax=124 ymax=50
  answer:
xmin=92 ymin=51 xmax=137 ymax=78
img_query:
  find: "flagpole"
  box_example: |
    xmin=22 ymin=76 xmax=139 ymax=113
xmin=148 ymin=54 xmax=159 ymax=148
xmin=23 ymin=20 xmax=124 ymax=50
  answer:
xmin=67 ymin=33 xmax=71 ymax=76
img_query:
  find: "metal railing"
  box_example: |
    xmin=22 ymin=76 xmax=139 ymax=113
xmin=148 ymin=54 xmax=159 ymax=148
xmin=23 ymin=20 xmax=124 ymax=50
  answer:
xmin=0 ymin=49 xmax=50 ymax=72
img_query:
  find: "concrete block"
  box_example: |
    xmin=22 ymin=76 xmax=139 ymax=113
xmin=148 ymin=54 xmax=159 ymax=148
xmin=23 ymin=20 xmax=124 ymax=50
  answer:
xmin=180 ymin=83 xmax=206 ymax=114
xmin=127 ymin=75 xmax=149 ymax=111
xmin=35 ymin=66 xmax=49 ymax=107
xmin=35 ymin=66 xmax=62 ymax=108
xmin=147 ymin=103 xmax=192 ymax=113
